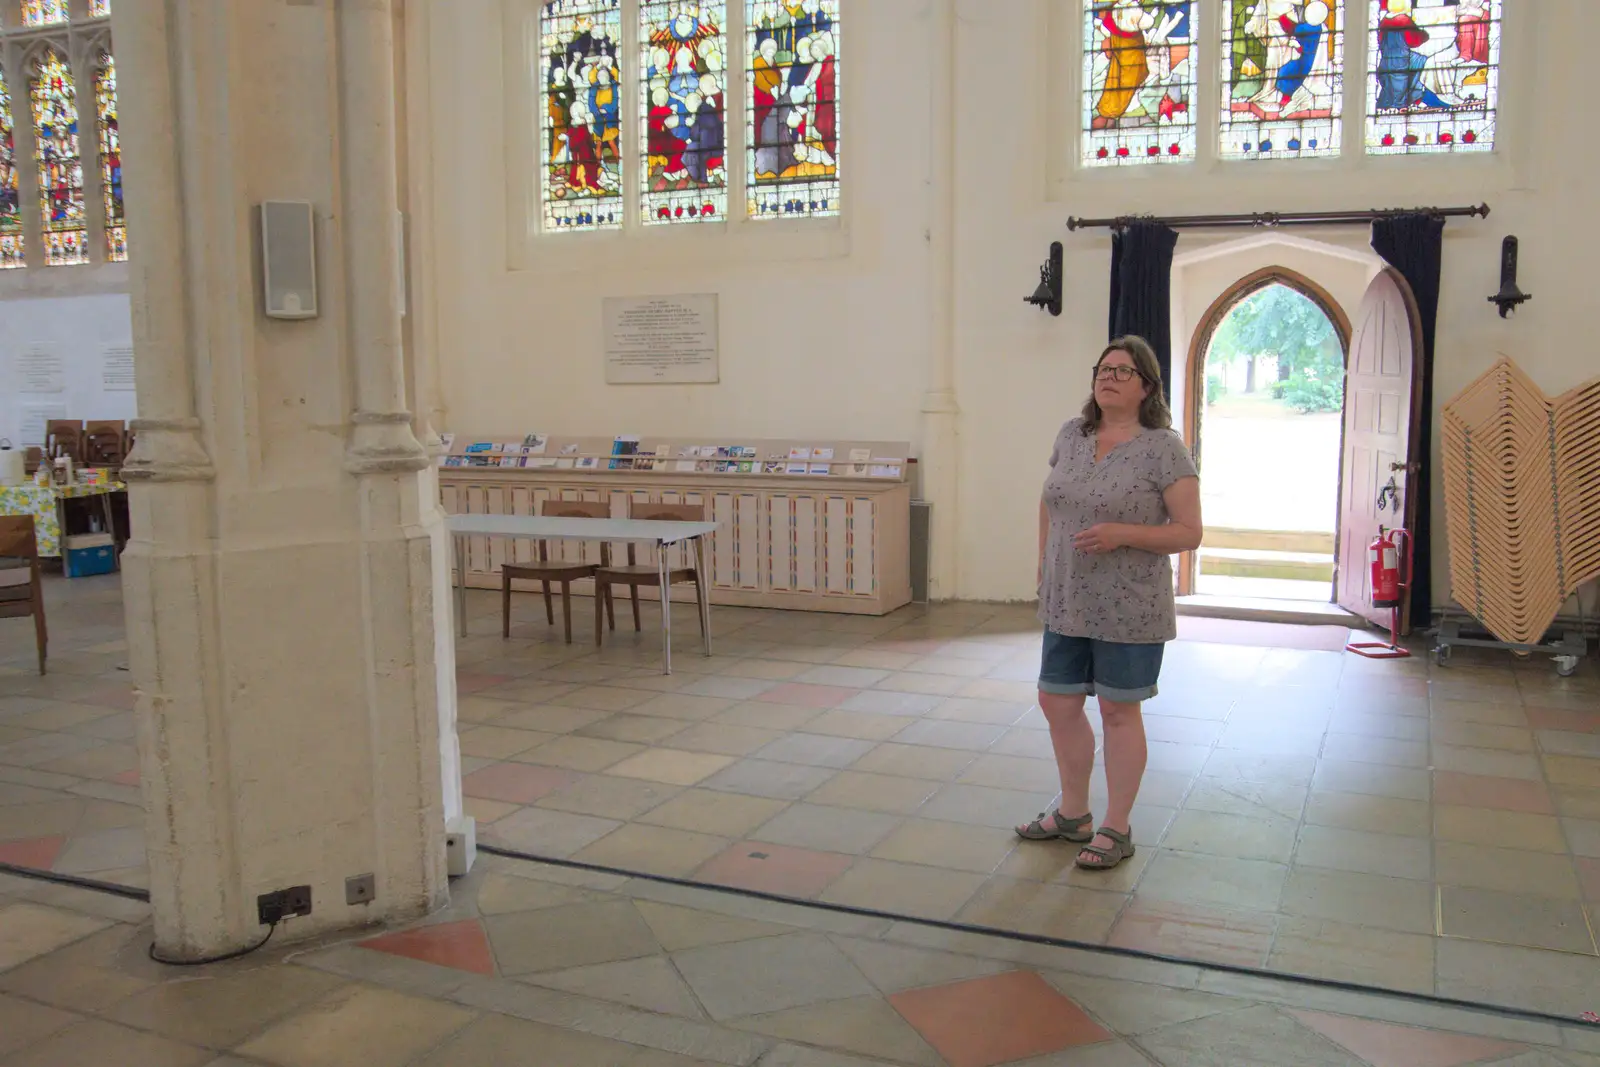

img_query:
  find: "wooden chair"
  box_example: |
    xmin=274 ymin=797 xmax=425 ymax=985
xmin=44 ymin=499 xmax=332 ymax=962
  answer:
xmin=501 ymin=499 xmax=613 ymax=644
xmin=84 ymin=420 xmax=128 ymax=468
xmin=593 ymin=501 xmax=706 ymax=647
xmin=45 ymin=421 xmax=84 ymax=465
xmin=0 ymin=517 xmax=48 ymax=675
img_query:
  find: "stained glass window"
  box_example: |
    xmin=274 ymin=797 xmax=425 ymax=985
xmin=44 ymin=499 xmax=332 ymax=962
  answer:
xmin=1366 ymin=0 xmax=1500 ymax=153
xmin=95 ymin=51 xmax=125 ymax=262
xmin=746 ymin=0 xmax=839 ymax=219
xmin=540 ymin=0 xmax=624 ymax=231
xmin=1082 ymin=2 xmax=1198 ymax=166
xmin=91 ymin=0 xmax=113 ymax=16
xmin=28 ymin=48 xmax=87 ymax=267
xmin=0 ymin=64 xmax=23 ymax=269
xmin=21 ymin=0 xmax=69 ymax=27
xmin=1220 ymin=1 xmax=1344 ymax=159
xmin=640 ymin=1 xmax=728 ymax=224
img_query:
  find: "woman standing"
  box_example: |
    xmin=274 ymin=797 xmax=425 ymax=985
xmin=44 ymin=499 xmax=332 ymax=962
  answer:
xmin=1015 ymin=337 xmax=1202 ymax=871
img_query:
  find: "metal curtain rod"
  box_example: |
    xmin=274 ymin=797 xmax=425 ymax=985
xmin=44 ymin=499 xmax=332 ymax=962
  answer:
xmin=1066 ymin=203 xmax=1491 ymax=232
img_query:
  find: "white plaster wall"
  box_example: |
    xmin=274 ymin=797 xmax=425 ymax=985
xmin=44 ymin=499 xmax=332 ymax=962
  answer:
xmin=424 ymin=0 xmax=1595 ymax=607
xmin=422 ymin=0 xmax=938 ymax=447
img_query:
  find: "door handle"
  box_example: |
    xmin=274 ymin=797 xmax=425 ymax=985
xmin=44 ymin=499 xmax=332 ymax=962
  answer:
xmin=1389 ymin=461 xmax=1419 ymax=474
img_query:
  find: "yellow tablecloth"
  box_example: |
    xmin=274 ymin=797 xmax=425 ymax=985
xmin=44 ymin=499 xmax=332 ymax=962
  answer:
xmin=0 ymin=482 xmax=124 ymax=557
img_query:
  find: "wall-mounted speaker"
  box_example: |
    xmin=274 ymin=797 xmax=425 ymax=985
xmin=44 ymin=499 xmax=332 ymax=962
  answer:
xmin=260 ymin=200 xmax=318 ymax=320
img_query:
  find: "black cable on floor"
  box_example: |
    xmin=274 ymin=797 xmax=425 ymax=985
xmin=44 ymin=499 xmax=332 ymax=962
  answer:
xmin=1 ymin=860 xmax=281 ymax=967
xmin=11 ymin=846 xmax=1599 ymax=1032
xmin=147 ymin=922 xmax=278 ymax=967
xmin=477 ymin=843 xmax=1600 ymax=1033
xmin=0 ymin=860 xmax=150 ymax=901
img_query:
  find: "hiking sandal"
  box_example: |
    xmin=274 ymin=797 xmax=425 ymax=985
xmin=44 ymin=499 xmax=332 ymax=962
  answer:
xmin=1075 ymin=827 xmax=1135 ymax=870
xmin=1015 ymin=810 xmax=1094 ymax=842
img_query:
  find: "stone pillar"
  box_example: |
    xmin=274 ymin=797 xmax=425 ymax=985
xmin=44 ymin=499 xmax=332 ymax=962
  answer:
xmin=116 ymin=0 xmax=460 ymax=960
xmin=920 ymin=0 xmax=961 ymax=600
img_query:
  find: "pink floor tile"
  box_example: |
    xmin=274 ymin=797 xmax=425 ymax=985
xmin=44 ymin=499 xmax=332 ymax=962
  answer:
xmin=360 ymin=918 xmax=497 ymax=975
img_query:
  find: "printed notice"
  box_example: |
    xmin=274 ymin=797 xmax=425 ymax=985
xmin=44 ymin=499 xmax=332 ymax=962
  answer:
xmin=14 ymin=343 xmax=65 ymax=393
xmin=603 ymin=294 xmax=719 ymax=385
xmin=102 ymin=344 xmax=137 ymax=391
xmin=19 ymin=402 xmax=68 ymax=446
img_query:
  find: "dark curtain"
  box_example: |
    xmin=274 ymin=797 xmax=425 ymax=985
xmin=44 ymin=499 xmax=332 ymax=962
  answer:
xmin=1371 ymin=214 xmax=1444 ymax=629
xmin=1108 ymin=222 xmax=1180 ymax=401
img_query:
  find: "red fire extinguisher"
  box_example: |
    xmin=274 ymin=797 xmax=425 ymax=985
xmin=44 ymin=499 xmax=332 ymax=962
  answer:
xmin=1348 ymin=526 xmax=1413 ymax=660
xmin=1368 ymin=529 xmax=1404 ymax=609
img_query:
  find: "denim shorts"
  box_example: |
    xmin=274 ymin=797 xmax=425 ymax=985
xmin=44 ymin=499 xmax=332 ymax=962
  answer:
xmin=1038 ymin=628 xmax=1164 ymax=703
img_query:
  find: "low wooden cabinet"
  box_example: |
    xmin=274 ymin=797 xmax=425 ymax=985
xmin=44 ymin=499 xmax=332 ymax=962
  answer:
xmin=439 ymin=461 xmax=912 ymax=616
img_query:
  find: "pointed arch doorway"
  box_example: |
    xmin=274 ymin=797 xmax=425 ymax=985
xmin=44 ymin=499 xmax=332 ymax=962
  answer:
xmin=1178 ymin=262 xmax=1425 ymax=632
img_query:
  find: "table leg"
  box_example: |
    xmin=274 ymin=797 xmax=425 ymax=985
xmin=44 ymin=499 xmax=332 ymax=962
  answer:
xmin=658 ymin=540 xmax=672 ymax=675
xmin=693 ymin=535 xmax=713 ymax=657
xmin=454 ymin=533 xmax=468 ymax=639
xmin=101 ymin=494 xmax=119 ymax=570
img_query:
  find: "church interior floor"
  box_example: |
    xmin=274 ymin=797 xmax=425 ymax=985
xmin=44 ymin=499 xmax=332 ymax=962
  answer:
xmin=3 ymin=574 xmax=1600 ymax=1051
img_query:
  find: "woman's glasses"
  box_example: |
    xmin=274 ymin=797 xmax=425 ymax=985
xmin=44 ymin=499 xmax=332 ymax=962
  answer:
xmin=1094 ymin=365 xmax=1144 ymax=383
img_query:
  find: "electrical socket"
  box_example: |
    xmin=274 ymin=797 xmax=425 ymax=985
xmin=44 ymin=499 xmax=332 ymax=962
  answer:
xmin=345 ymin=873 xmax=376 ymax=906
xmin=257 ymin=885 xmax=313 ymax=926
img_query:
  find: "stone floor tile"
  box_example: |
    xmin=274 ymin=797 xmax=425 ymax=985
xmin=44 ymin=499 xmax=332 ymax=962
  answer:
xmin=358 ymin=918 xmax=497 ymax=977
xmin=575 ymin=713 xmax=691 ymax=745
xmin=956 ymin=878 xmax=1126 ymax=944
xmin=1294 ymin=824 xmax=1433 ymax=881
xmin=889 ymin=971 xmax=1112 ymax=1067
xmin=636 ymin=788 xmax=790 ymax=838
xmin=806 ymin=771 xmax=938 ymax=816
xmin=0 ymin=991 xmax=80 ymax=1058
xmin=1269 ymin=917 xmax=1437 ymax=994
xmin=1137 ymin=1005 xmax=1367 ymax=1066
xmin=734 ymin=995 xmax=943 ymax=1065
xmin=485 ymin=899 xmax=661 ymax=976
xmin=0 ymin=901 xmax=110 ymax=971
xmin=1278 ymin=866 xmax=1435 ymax=935
xmin=1287 ymin=1010 xmax=1524 ymax=1067
xmin=573 ymin=823 xmax=731 ymax=877
xmin=694 ymin=841 xmax=854 ymax=898
xmin=462 ymin=761 xmax=582 ymax=804
xmin=820 ymin=859 xmax=985 ymax=921
xmin=673 ymin=932 xmax=874 ymax=1020
xmin=515 ymin=734 xmax=643 ymax=772
xmin=1439 ymin=886 xmax=1597 ymax=954
xmin=870 ymin=819 xmax=1016 ymax=875
xmin=829 ymin=936 xmax=1009 ymax=995
xmin=632 ymin=900 xmax=794 ymax=952
xmin=1136 ymin=849 xmax=1289 ymax=912
xmin=1303 ymin=791 xmax=1432 ymax=837
xmin=662 ymin=721 xmax=786 ymax=756
xmin=606 ymin=748 xmax=737 ymax=786
xmin=481 ymin=805 xmax=622 ymax=857
xmin=1434 ymin=842 xmax=1584 ymax=899
xmin=524 ymin=954 xmax=706 ymax=1018
xmin=702 ymin=758 xmax=839 ymax=800
xmin=5 ymin=1019 xmax=212 ymax=1067
xmin=237 ymin=985 xmax=476 ymax=1067
xmin=1437 ymin=938 xmax=1600 ymax=1016
xmin=850 ymin=743 xmax=978 ymax=781
xmin=547 ymin=769 xmax=693 ymax=822
xmin=104 ymin=965 xmax=350 ymax=1048
xmin=1162 ymin=809 xmax=1298 ymax=863
xmin=752 ymin=803 xmax=901 ymax=855
xmin=1107 ymin=898 xmax=1276 ymax=969
xmin=756 ymin=733 xmax=878 ymax=770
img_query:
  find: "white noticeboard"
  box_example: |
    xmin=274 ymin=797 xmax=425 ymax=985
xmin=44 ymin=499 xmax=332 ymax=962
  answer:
xmin=603 ymin=294 xmax=719 ymax=385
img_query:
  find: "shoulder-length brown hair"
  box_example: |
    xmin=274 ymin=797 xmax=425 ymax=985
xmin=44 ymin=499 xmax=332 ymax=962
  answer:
xmin=1079 ymin=335 xmax=1174 ymax=436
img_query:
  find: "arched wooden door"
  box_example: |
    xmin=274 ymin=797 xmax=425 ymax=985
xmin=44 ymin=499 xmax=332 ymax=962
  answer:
xmin=1336 ymin=269 xmax=1422 ymax=631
